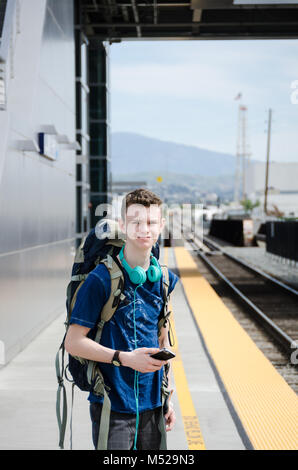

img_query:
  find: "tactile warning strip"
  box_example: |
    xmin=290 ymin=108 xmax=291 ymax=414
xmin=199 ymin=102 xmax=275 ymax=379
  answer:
xmin=163 ymin=248 xmax=206 ymax=450
xmin=174 ymin=246 xmax=298 ymax=450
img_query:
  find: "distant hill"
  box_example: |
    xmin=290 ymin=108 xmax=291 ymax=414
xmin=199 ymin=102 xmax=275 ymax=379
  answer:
xmin=111 ymin=170 xmax=234 ymax=193
xmin=111 ymin=132 xmax=236 ymax=178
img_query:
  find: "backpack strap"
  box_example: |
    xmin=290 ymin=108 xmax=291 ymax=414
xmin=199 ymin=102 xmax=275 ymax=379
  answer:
xmin=70 ymin=274 xmax=88 ymax=282
xmin=68 ymin=279 xmax=86 ymax=316
xmin=157 ymin=264 xmax=175 ymax=450
xmin=100 ymin=253 xmax=126 ymax=322
xmin=85 ymin=251 xmax=125 ymax=450
xmin=87 ymin=357 xmax=111 ymax=450
xmin=74 ymin=235 xmax=87 ymax=263
xmin=158 ymin=265 xmax=172 ymax=338
xmin=55 ymin=341 xmax=67 ymax=449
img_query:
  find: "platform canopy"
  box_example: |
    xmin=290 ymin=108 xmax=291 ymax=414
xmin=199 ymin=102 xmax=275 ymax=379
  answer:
xmin=77 ymin=0 xmax=298 ymax=41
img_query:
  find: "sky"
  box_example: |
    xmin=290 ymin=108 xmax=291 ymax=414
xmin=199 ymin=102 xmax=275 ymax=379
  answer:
xmin=109 ymin=40 xmax=298 ymax=163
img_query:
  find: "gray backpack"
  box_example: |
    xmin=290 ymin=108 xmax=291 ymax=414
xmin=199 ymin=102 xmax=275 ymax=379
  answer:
xmin=55 ymin=221 xmax=174 ymax=450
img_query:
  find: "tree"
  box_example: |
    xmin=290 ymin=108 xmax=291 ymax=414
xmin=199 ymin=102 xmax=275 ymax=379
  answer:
xmin=240 ymin=199 xmax=260 ymax=214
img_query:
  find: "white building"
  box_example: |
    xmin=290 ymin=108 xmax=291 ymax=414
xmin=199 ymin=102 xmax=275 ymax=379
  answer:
xmin=246 ymin=161 xmax=298 ymax=217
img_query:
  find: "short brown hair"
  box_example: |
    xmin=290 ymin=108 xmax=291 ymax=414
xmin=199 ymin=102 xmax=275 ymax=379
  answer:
xmin=121 ymin=188 xmax=163 ymax=221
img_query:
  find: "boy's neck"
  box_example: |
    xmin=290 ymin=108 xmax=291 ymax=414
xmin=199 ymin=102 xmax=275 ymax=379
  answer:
xmin=118 ymin=241 xmax=152 ymax=271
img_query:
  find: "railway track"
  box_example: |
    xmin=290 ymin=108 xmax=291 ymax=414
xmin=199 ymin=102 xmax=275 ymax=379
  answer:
xmin=179 ymin=229 xmax=298 ymax=394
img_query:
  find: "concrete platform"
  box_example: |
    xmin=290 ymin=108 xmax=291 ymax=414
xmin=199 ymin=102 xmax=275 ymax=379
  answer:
xmin=164 ymin=247 xmax=245 ymax=450
xmin=0 ymin=311 xmax=93 ymax=450
xmin=172 ymin=244 xmax=298 ymax=450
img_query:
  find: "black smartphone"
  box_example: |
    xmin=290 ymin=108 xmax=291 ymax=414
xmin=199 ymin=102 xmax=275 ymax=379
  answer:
xmin=150 ymin=348 xmax=176 ymax=361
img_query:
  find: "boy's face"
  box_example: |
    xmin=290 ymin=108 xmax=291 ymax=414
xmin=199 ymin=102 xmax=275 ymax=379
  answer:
xmin=119 ymin=203 xmax=165 ymax=249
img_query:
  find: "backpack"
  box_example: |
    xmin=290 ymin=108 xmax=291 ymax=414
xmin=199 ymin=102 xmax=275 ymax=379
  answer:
xmin=55 ymin=218 xmax=174 ymax=450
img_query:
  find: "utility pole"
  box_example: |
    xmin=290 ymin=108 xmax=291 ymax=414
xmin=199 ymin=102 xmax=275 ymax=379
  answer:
xmin=264 ymin=108 xmax=272 ymax=215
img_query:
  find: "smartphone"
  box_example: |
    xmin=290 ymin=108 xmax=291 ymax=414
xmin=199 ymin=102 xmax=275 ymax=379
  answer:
xmin=150 ymin=348 xmax=176 ymax=361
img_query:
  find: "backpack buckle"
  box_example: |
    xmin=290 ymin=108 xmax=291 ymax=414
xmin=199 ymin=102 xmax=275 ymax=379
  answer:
xmin=57 ymin=376 xmax=64 ymax=386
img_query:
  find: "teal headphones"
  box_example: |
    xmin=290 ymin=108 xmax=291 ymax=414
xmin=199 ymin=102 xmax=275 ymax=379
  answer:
xmin=119 ymin=245 xmax=162 ymax=285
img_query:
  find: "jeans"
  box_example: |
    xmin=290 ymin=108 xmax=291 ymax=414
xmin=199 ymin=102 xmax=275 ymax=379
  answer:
xmin=90 ymin=402 xmax=163 ymax=450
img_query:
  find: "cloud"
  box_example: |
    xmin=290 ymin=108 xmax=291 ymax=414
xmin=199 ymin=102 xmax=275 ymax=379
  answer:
xmin=111 ymin=62 xmax=248 ymax=103
xmin=110 ymin=40 xmax=298 ymax=162
xmin=111 ymin=45 xmax=298 ymax=107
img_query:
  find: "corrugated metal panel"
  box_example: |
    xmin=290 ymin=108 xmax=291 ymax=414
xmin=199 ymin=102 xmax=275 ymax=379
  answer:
xmin=0 ymin=0 xmax=76 ymax=365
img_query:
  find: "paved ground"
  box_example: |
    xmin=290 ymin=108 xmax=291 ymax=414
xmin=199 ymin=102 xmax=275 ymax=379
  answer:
xmin=0 ymin=312 xmax=93 ymax=450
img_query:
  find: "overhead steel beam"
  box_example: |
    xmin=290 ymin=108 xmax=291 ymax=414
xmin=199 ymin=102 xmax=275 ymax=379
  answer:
xmin=81 ymin=0 xmax=298 ymax=9
xmin=84 ymin=20 xmax=298 ymax=27
xmin=83 ymin=2 xmax=192 ymax=7
xmin=131 ymin=0 xmax=142 ymax=37
xmin=191 ymin=0 xmax=234 ymax=7
xmin=121 ymin=4 xmax=130 ymax=22
xmin=153 ymin=0 xmax=158 ymax=25
xmin=234 ymin=0 xmax=298 ymax=3
xmin=192 ymin=8 xmax=202 ymax=34
xmin=92 ymin=0 xmax=99 ymax=11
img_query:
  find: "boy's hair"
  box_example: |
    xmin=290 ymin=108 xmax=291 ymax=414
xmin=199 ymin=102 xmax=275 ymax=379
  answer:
xmin=121 ymin=188 xmax=163 ymax=221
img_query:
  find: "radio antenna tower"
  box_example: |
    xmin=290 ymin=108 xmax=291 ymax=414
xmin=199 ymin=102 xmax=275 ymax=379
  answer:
xmin=234 ymin=94 xmax=251 ymax=203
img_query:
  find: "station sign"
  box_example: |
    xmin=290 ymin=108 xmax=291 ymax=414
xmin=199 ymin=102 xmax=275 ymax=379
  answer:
xmin=38 ymin=132 xmax=59 ymax=161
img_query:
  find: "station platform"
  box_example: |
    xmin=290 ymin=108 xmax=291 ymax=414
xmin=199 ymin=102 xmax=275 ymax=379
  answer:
xmin=0 ymin=244 xmax=297 ymax=450
xmin=167 ymin=245 xmax=298 ymax=450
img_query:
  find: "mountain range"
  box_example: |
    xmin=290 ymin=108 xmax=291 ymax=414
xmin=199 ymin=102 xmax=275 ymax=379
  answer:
xmin=111 ymin=132 xmax=239 ymax=202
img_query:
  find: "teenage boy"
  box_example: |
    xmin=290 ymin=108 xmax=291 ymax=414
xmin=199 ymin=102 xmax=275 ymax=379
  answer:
xmin=65 ymin=188 xmax=179 ymax=450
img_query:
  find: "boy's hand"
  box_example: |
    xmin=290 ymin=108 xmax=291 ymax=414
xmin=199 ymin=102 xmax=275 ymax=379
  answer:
xmin=164 ymin=401 xmax=176 ymax=432
xmin=120 ymin=348 xmax=167 ymax=373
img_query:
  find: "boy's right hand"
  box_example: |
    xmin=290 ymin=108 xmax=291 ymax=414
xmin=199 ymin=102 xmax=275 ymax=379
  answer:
xmin=120 ymin=348 xmax=167 ymax=373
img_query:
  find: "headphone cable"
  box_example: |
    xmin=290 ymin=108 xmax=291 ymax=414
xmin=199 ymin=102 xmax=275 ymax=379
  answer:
xmin=132 ymin=284 xmax=141 ymax=450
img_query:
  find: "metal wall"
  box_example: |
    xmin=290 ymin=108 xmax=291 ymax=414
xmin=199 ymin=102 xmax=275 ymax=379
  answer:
xmin=0 ymin=0 xmax=76 ymax=365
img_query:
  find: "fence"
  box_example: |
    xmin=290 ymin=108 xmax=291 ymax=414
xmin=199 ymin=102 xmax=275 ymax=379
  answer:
xmin=266 ymin=221 xmax=298 ymax=262
xmin=209 ymin=219 xmax=245 ymax=246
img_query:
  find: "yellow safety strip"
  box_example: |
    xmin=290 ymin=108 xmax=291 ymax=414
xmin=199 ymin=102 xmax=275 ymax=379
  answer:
xmin=163 ymin=247 xmax=206 ymax=450
xmin=174 ymin=246 xmax=298 ymax=450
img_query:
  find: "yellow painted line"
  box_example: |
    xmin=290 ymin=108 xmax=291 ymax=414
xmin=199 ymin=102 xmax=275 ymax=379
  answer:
xmin=174 ymin=246 xmax=298 ymax=450
xmin=163 ymin=248 xmax=206 ymax=450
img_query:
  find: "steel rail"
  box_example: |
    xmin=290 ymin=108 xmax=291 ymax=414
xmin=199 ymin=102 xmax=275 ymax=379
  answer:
xmin=201 ymin=234 xmax=298 ymax=298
